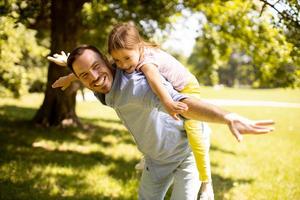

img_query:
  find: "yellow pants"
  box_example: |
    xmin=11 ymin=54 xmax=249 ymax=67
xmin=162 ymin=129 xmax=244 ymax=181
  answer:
xmin=181 ymin=75 xmax=211 ymax=182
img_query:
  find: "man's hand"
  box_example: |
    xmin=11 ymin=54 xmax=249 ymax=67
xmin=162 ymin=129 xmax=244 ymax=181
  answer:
xmin=164 ymin=101 xmax=188 ymax=120
xmin=224 ymin=113 xmax=274 ymax=142
xmin=52 ymin=75 xmax=73 ymax=90
xmin=47 ymin=51 xmax=69 ymax=67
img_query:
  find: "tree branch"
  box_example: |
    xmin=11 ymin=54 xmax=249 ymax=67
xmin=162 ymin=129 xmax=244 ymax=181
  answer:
xmin=259 ymin=0 xmax=300 ymax=28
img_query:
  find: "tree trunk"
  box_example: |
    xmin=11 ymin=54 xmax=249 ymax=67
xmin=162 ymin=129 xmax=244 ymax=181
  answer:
xmin=33 ymin=0 xmax=87 ymax=127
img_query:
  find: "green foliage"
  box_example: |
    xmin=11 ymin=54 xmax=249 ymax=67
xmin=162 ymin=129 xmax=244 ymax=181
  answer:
xmin=0 ymin=16 xmax=49 ymax=97
xmin=187 ymin=0 xmax=300 ymax=88
xmin=1 ymin=0 xmax=185 ymax=97
xmin=80 ymin=0 xmax=183 ymax=52
xmin=1 ymin=0 xmax=298 ymax=98
xmin=258 ymin=0 xmax=300 ymax=87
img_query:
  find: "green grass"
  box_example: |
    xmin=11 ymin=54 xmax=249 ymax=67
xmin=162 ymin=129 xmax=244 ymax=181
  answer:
xmin=0 ymin=94 xmax=140 ymax=200
xmin=209 ymin=106 xmax=300 ymax=200
xmin=199 ymin=86 xmax=300 ymax=103
xmin=0 ymin=88 xmax=299 ymax=199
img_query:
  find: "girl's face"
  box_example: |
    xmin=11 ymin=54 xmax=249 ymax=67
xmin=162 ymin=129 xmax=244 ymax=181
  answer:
xmin=111 ymin=47 xmax=141 ymax=73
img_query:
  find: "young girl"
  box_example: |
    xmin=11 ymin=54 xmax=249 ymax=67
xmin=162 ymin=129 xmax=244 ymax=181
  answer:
xmin=107 ymin=22 xmax=214 ymax=198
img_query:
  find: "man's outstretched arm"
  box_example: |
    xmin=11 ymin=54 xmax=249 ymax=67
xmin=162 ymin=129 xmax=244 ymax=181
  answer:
xmin=181 ymin=97 xmax=274 ymax=142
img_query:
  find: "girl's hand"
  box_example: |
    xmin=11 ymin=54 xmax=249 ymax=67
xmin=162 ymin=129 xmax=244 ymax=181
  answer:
xmin=47 ymin=51 xmax=69 ymax=67
xmin=164 ymin=101 xmax=189 ymax=120
xmin=52 ymin=75 xmax=72 ymax=90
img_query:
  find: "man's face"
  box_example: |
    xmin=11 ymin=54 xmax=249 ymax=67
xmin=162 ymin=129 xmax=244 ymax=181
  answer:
xmin=111 ymin=48 xmax=140 ymax=74
xmin=73 ymin=49 xmax=114 ymax=93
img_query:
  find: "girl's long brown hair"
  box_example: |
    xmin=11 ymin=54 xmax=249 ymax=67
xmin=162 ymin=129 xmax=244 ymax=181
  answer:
xmin=108 ymin=22 xmax=158 ymax=54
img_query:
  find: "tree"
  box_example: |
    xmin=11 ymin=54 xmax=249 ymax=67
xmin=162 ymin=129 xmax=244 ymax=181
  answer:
xmin=33 ymin=0 xmax=87 ymax=127
xmin=258 ymin=0 xmax=300 ymax=87
xmin=186 ymin=0 xmax=299 ymax=88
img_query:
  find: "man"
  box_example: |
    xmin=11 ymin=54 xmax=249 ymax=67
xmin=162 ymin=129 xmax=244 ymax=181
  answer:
xmin=49 ymin=45 xmax=274 ymax=200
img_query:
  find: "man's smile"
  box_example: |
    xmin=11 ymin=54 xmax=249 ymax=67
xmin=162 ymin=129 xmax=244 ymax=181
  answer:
xmin=92 ymin=75 xmax=106 ymax=87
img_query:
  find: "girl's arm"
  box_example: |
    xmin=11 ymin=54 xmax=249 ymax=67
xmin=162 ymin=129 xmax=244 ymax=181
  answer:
xmin=52 ymin=73 xmax=78 ymax=90
xmin=141 ymin=64 xmax=188 ymax=120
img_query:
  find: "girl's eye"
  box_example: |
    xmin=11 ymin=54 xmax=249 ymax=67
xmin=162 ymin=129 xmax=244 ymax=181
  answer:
xmin=125 ymin=57 xmax=130 ymax=60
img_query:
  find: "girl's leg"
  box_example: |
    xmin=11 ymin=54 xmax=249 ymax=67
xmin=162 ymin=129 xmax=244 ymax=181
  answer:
xmin=184 ymin=120 xmax=212 ymax=182
xmin=181 ymin=75 xmax=214 ymax=199
xmin=181 ymin=75 xmax=212 ymax=182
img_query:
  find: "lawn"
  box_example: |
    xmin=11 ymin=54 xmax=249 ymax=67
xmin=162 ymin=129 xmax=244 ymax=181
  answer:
xmin=199 ymin=86 xmax=300 ymax=103
xmin=0 ymin=88 xmax=299 ymax=200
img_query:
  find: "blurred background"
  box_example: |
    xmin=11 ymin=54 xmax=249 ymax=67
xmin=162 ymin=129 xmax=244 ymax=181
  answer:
xmin=0 ymin=0 xmax=299 ymax=199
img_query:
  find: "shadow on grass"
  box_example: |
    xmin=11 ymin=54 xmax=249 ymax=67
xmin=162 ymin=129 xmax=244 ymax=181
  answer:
xmin=210 ymin=144 xmax=237 ymax=155
xmin=0 ymin=105 xmax=138 ymax=200
xmin=0 ymin=174 xmax=106 ymax=200
xmin=212 ymin=174 xmax=253 ymax=200
xmin=0 ymin=105 xmax=134 ymax=145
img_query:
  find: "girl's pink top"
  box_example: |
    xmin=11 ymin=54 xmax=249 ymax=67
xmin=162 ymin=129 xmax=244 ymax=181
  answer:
xmin=136 ymin=47 xmax=190 ymax=91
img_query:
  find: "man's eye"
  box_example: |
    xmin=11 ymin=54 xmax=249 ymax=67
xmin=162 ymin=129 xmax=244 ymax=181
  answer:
xmin=82 ymin=74 xmax=88 ymax=79
xmin=125 ymin=57 xmax=130 ymax=60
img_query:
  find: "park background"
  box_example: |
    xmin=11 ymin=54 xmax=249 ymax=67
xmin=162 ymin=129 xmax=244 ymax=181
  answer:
xmin=0 ymin=0 xmax=300 ymax=199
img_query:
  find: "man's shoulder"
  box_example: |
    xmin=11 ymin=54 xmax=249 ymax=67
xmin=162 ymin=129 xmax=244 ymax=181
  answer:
xmin=94 ymin=92 xmax=106 ymax=105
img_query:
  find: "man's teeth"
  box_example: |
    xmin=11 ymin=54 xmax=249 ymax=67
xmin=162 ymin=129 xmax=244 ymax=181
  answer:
xmin=94 ymin=77 xmax=105 ymax=86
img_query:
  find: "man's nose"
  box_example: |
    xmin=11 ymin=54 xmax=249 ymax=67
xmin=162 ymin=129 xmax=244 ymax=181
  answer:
xmin=89 ymin=69 xmax=98 ymax=80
